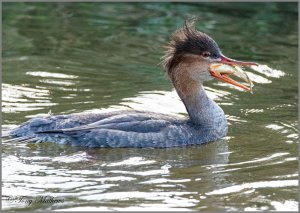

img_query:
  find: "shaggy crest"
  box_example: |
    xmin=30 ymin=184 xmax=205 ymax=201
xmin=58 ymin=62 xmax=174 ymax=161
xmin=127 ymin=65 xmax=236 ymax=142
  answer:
xmin=161 ymin=20 xmax=221 ymax=75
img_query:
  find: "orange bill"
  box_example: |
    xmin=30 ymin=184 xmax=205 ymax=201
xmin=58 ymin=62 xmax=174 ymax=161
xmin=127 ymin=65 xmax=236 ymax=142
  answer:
xmin=209 ymin=70 xmax=251 ymax=91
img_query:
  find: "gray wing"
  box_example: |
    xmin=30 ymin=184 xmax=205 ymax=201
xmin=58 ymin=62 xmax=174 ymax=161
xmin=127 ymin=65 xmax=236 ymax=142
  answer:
xmin=38 ymin=113 xmax=180 ymax=133
xmin=35 ymin=113 xmax=198 ymax=148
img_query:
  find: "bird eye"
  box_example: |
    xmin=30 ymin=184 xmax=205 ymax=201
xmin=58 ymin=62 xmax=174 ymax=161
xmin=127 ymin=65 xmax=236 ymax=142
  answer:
xmin=202 ymin=52 xmax=211 ymax=58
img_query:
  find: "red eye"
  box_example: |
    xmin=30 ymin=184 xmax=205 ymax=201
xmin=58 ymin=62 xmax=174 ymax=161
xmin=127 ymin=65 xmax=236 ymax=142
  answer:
xmin=202 ymin=52 xmax=211 ymax=58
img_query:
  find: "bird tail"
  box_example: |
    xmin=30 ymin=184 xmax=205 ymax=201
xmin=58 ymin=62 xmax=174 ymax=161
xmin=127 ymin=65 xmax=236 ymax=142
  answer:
xmin=2 ymin=135 xmax=40 ymax=143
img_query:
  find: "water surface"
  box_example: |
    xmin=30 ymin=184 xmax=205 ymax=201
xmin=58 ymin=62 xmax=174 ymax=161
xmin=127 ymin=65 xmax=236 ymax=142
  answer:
xmin=2 ymin=2 xmax=298 ymax=211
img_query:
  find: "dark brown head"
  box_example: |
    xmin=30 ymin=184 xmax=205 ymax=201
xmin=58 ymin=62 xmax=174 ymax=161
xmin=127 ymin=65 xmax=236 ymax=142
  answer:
xmin=161 ymin=21 xmax=221 ymax=83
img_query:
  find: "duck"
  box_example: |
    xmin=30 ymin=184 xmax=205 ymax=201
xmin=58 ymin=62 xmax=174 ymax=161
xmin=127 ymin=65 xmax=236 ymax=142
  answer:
xmin=3 ymin=21 xmax=258 ymax=148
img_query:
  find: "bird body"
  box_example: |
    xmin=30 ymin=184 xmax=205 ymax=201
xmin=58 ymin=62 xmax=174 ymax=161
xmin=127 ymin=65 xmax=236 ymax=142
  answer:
xmin=7 ymin=86 xmax=228 ymax=148
xmin=3 ymin=21 xmax=257 ymax=148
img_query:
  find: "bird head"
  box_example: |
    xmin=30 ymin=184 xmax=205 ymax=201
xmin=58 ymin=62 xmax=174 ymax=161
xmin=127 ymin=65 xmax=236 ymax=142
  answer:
xmin=161 ymin=21 xmax=258 ymax=91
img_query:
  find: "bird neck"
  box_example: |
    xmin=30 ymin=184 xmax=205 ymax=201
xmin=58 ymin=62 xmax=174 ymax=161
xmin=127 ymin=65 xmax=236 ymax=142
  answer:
xmin=171 ymin=72 xmax=225 ymax=127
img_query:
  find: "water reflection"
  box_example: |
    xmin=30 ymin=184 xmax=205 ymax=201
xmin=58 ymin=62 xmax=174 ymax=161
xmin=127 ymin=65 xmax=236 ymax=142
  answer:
xmin=206 ymin=180 xmax=298 ymax=195
xmin=2 ymin=84 xmax=54 ymax=113
xmin=250 ymin=65 xmax=285 ymax=78
xmin=2 ymin=140 xmax=229 ymax=210
xmin=26 ymin=71 xmax=78 ymax=79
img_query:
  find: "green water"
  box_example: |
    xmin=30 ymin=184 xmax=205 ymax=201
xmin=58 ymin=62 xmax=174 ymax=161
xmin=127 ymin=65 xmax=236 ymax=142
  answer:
xmin=2 ymin=2 xmax=298 ymax=211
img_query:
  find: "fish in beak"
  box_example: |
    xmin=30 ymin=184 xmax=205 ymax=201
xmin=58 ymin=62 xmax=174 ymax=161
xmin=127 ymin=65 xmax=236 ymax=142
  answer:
xmin=209 ymin=54 xmax=258 ymax=92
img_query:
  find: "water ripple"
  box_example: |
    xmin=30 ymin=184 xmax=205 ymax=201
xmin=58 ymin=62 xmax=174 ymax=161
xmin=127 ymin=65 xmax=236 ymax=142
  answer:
xmin=2 ymin=84 xmax=55 ymax=113
xmin=206 ymin=180 xmax=297 ymax=195
xmin=26 ymin=71 xmax=78 ymax=79
xmin=250 ymin=64 xmax=285 ymax=78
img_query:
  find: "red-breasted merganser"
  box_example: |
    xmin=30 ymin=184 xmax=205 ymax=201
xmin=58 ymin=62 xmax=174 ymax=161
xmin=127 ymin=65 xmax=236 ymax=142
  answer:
xmin=3 ymin=21 xmax=258 ymax=148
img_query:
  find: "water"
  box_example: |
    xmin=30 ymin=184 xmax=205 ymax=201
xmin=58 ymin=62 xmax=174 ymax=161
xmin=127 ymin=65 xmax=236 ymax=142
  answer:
xmin=2 ymin=2 xmax=298 ymax=211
